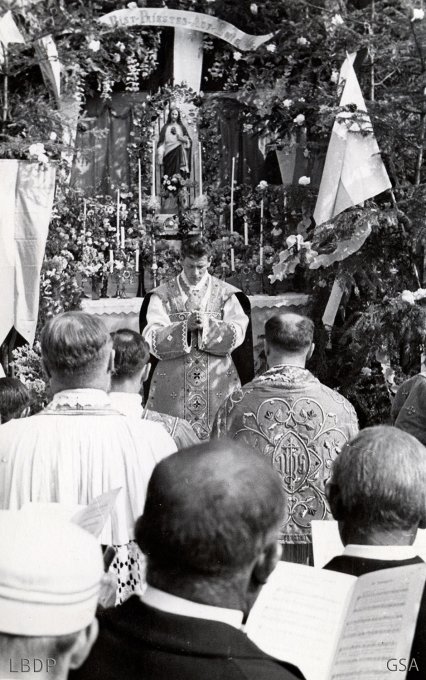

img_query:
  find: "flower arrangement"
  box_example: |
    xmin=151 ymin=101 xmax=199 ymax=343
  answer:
xmin=12 ymin=343 xmax=48 ymax=414
xmin=162 ymin=173 xmax=188 ymax=195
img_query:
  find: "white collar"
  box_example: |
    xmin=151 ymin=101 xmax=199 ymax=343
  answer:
xmin=141 ymin=585 xmax=243 ymax=630
xmin=343 ymin=544 xmax=418 ymax=561
xmin=50 ymin=389 xmax=111 ymax=409
xmin=180 ymin=270 xmax=210 ymax=291
xmin=109 ymin=392 xmax=143 ymax=418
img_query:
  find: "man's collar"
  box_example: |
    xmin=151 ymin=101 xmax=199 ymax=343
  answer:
xmin=109 ymin=392 xmax=143 ymax=418
xmin=343 ymin=544 xmax=418 ymax=561
xmin=141 ymin=585 xmax=244 ymax=629
xmin=50 ymin=389 xmax=111 ymax=409
xmin=180 ymin=270 xmax=210 ymax=291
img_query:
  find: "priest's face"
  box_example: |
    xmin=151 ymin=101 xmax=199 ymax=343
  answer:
xmin=182 ymin=255 xmax=211 ymax=286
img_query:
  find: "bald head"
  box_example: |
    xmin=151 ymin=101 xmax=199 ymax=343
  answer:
xmin=264 ymin=313 xmax=314 ymax=367
xmin=136 ymin=440 xmax=284 ymax=578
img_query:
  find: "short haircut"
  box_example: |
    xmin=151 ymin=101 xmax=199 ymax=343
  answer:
xmin=40 ymin=312 xmax=110 ymax=377
xmin=181 ymin=236 xmax=212 ymax=260
xmin=111 ymin=329 xmax=150 ymax=378
xmin=265 ymin=313 xmax=314 ymax=352
xmin=0 ymin=378 xmax=30 ymax=423
xmin=136 ymin=440 xmax=284 ymax=577
xmin=331 ymin=425 xmax=426 ymax=531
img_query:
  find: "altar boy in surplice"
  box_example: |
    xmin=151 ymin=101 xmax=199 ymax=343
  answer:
xmin=140 ymin=236 xmax=253 ymax=440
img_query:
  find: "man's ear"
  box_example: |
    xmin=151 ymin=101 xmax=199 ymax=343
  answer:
xmin=141 ymin=364 xmax=150 ymax=383
xmin=325 ymin=481 xmax=344 ymax=520
xmin=107 ymin=349 xmax=115 ymax=375
xmin=68 ymin=619 xmax=99 ymax=670
xmin=307 ymin=342 xmax=315 ymax=361
xmin=20 ymin=406 xmax=31 ymax=419
xmin=252 ymin=540 xmax=282 ymax=586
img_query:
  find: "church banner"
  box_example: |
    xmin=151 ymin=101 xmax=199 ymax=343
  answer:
xmin=99 ymin=8 xmax=274 ymax=51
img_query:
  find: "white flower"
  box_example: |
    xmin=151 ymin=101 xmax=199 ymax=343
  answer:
xmin=233 ymin=51 xmax=242 ymax=61
xmin=266 ymin=43 xmax=277 ymax=53
xmin=331 ymin=13 xmax=344 ymax=26
xmin=127 ymin=1 xmax=137 ymax=7
xmin=401 ymin=290 xmax=415 ymax=305
xmin=250 ymin=3 xmax=258 ymax=14
xmin=414 ymin=288 xmax=426 ymax=301
xmin=283 ymin=98 xmax=293 ymax=108
xmin=87 ymin=39 xmax=101 ymax=52
xmin=116 ymin=42 xmax=125 ymax=52
xmin=49 ymin=131 xmax=57 ymax=141
xmin=330 ymin=69 xmax=339 ymax=84
xmin=412 ymin=8 xmax=424 ymax=21
xmin=293 ymin=113 xmax=305 ymax=126
xmin=298 ymin=176 xmax=311 ymax=186
xmin=28 ymin=142 xmax=46 ymax=157
xmin=361 ymin=367 xmax=372 ymax=377
xmin=257 ymin=180 xmax=268 ymax=190
xmin=37 ymin=153 xmax=49 ymax=164
xmin=297 ymin=37 xmax=309 ymax=46
xmin=113 ymin=54 xmax=121 ymax=63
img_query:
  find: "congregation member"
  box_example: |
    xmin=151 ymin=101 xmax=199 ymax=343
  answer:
xmin=324 ymin=425 xmax=426 ymax=677
xmin=392 ymin=372 xmax=426 ymax=445
xmin=213 ymin=312 xmax=358 ymax=564
xmin=0 ymin=312 xmax=176 ymax=602
xmin=140 ymin=236 xmax=254 ymax=440
xmin=0 ymin=512 xmax=103 ymax=679
xmin=72 ymin=441 xmax=304 ymax=680
xmin=110 ymin=328 xmax=198 ymax=449
xmin=0 ymin=377 xmax=30 ymax=424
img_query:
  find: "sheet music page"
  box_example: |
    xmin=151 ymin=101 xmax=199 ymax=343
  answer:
xmin=245 ymin=562 xmax=356 ymax=680
xmin=330 ymin=564 xmax=426 ymax=680
xmin=71 ymin=487 xmax=122 ymax=538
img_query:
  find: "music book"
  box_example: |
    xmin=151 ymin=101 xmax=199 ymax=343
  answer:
xmin=245 ymin=561 xmax=426 ymax=680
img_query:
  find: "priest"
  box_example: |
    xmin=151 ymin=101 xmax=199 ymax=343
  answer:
xmin=140 ymin=236 xmax=253 ymax=440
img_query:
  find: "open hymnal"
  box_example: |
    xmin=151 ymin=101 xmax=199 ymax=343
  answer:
xmin=245 ymin=561 xmax=426 ymax=680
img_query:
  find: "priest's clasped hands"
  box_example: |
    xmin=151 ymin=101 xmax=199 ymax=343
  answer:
xmin=187 ymin=312 xmax=204 ymax=331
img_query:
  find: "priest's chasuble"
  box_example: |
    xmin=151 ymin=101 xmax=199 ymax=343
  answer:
xmin=213 ymin=365 xmax=358 ymax=545
xmin=142 ymin=272 xmax=248 ymax=440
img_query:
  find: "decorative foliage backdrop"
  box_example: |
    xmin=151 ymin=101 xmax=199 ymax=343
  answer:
xmin=1 ymin=0 xmax=425 ymax=424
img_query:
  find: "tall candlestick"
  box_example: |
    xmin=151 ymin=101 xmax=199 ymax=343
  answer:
xmin=116 ymin=189 xmax=120 ymax=247
xmin=152 ymin=237 xmax=157 ymax=288
xmin=135 ymin=248 xmax=140 ymax=273
xmin=121 ymin=226 xmax=125 ymax=250
xmin=151 ymin=138 xmax=156 ymax=197
xmin=198 ymin=141 xmax=203 ymax=196
xmin=244 ymin=217 xmax=248 ymax=246
xmin=259 ymin=198 xmax=264 ymax=266
xmin=138 ymin=158 xmax=143 ymax=225
xmin=231 ymin=248 xmax=235 ymax=272
xmin=109 ymin=249 xmax=114 ymax=273
xmin=230 ymin=156 xmax=235 ymax=233
xmin=83 ymin=199 xmax=87 ymax=233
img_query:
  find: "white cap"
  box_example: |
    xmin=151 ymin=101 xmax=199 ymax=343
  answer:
xmin=0 ymin=511 xmax=103 ymax=635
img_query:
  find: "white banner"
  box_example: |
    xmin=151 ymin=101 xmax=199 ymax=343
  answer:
xmin=99 ymin=8 xmax=273 ymax=51
xmin=0 ymin=160 xmax=56 ymax=346
xmin=173 ymin=28 xmax=203 ymax=92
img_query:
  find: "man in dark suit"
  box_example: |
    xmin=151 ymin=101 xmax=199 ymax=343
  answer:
xmin=324 ymin=425 xmax=426 ymax=677
xmin=72 ymin=441 xmax=304 ymax=680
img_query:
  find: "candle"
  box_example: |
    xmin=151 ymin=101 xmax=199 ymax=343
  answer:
xmin=259 ymin=246 xmax=264 ymax=267
xmin=244 ymin=217 xmax=248 ymax=246
xmin=135 ymin=248 xmax=140 ymax=273
xmin=116 ymin=189 xmax=120 ymax=247
xmin=151 ymin=137 xmax=156 ymax=197
xmin=231 ymin=248 xmax=235 ymax=272
xmin=230 ymin=156 xmax=235 ymax=233
xmin=109 ymin=249 xmax=114 ymax=273
xmin=259 ymin=199 xmax=264 ymax=266
xmin=121 ymin=226 xmax=125 ymax=250
xmin=198 ymin=141 xmax=203 ymax=196
xmin=83 ymin=199 xmax=87 ymax=233
xmin=138 ymin=158 xmax=143 ymax=225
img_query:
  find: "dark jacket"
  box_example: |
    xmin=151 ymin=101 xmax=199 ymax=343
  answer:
xmin=71 ymin=596 xmax=304 ymax=680
xmin=324 ymin=554 xmax=426 ymax=679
